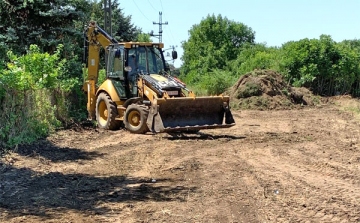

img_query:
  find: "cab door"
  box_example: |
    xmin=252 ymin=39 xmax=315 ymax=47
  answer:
xmin=107 ymin=45 xmax=127 ymax=99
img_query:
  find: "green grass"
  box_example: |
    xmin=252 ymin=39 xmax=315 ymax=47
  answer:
xmin=334 ymin=97 xmax=360 ymax=121
xmin=185 ymin=84 xmax=209 ymax=96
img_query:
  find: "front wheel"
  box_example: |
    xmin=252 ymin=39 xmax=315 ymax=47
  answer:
xmin=124 ymin=104 xmax=149 ymax=134
xmin=96 ymin=92 xmax=121 ymax=130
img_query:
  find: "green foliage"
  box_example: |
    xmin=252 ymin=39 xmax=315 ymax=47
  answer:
xmin=1 ymin=0 xmax=360 ymax=155
xmin=0 ymin=0 xmax=85 ymax=58
xmin=180 ymin=69 xmax=236 ymax=96
xmin=0 ymin=89 xmax=62 ymax=150
xmin=2 ymin=45 xmax=65 ymax=90
xmin=97 ymin=69 xmax=107 ymax=86
xmin=88 ymin=0 xmax=141 ymax=42
xmin=0 ymin=45 xmax=79 ymax=151
xmin=82 ymin=68 xmax=106 ymax=87
xmin=200 ymin=69 xmax=237 ymax=95
xmin=280 ymin=35 xmax=360 ymax=95
xmin=181 ymin=14 xmax=255 ymax=85
xmin=178 ymin=11 xmax=360 ymax=97
xmin=0 ymin=0 xmax=164 ymax=154
xmin=0 ymin=0 xmax=89 ymax=122
xmin=136 ymin=33 xmax=152 ymax=42
xmin=228 ymin=43 xmax=281 ymax=76
xmin=184 ymin=84 xmax=208 ymax=96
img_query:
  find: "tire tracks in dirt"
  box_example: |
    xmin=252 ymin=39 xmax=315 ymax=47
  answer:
xmin=2 ymin=104 xmax=360 ymax=222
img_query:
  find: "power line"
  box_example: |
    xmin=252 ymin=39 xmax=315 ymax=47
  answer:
xmin=156 ymin=1 xmax=179 ymax=47
xmin=163 ymin=21 xmax=178 ymax=46
xmin=163 ymin=26 xmax=177 ymax=46
xmin=147 ymin=0 xmax=158 ymax=12
xmin=132 ymin=0 xmax=152 ymax=22
xmin=151 ymin=12 xmax=168 ymax=43
xmin=159 ymin=0 xmax=164 ymax=12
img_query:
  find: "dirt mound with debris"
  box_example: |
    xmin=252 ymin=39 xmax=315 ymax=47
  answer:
xmin=228 ymin=69 xmax=318 ymax=110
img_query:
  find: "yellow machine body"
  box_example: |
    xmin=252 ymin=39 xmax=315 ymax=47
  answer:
xmin=83 ymin=21 xmax=235 ymax=133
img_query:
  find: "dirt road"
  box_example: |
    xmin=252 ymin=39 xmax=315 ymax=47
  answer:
xmin=1 ymin=98 xmax=360 ymax=222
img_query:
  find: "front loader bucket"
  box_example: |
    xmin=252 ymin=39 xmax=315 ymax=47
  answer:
xmin=147 ymin=96 xmax=235 ymax=133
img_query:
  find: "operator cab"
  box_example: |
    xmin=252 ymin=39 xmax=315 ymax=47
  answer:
xmin=106 ymin=44 xmax=178 ymax=98
xmin=125 ymin=45 xmax=167 ymax=75
xmin=125 ymin=45 xmax=167 ymax=97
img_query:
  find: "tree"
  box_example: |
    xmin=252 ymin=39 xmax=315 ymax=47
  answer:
xmin=181 ymin=14 xmax=255 ymax=84
xmin=0 ymin=44 xmax=76 ymax=149
xmin=0 ymin=0 xmax=86 ymax=55
xmin=87 ymin=0 xmax=141 ymax=42
xmin=0 ymin=0 xmax=90 ymax=78
xmin=280 ymin=35 xmax=360 ymax=95
xmin=136 ymin=33 xmax=152 ymax=42
xmin=228 ymin=43 xmax=281 ymax=76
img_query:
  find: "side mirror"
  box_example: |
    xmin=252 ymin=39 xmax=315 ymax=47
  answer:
xmin=172 ymin=50 xmax=178 ymax=60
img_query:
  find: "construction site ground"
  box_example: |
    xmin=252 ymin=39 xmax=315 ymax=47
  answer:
xmin=1 ymin=96 xmax=360 ymax=223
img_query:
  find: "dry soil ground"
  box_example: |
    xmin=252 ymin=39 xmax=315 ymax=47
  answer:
xmin=1 ymin=97 xmax=360 ymax=223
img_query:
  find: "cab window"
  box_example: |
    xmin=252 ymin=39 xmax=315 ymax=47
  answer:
xmin=108 ymin=48 xmax=124 ymax=79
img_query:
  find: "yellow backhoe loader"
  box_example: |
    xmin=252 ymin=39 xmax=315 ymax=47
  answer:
xmin=83 ymin=21 xmax=235 ymax=134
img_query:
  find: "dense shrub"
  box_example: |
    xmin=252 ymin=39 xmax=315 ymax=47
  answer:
xmin=0 ymin=45 xmax=80 ymax=151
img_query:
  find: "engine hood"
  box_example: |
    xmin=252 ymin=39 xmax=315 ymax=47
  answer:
xmin=148 ymin=74 xmax=182 ymax=90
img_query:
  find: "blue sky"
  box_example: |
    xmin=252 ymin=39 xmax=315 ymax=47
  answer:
xmin=120 ymin=0 xmax=360 ymax=68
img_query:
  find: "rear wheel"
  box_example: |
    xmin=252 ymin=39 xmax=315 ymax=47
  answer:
xmin=96 ymin=92 xmax=121 ymax=130
xmin=124 ymin=104 xmax=149 ymax=134
xmin=183 ymin=129 xmax=200 ymax=134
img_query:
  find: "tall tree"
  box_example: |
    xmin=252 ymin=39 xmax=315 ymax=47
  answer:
xmin=136 ymin=33 xmax=152 ymax=42
xmin=181 ymin=14 xmax=255 ymax=84
xmin=87 ymin=0 xmax=141 ymax=42
xmin=280 ymin=35 xmax=360 ymax=95
xmin=0 ymin=0 xmax=86 ymax=55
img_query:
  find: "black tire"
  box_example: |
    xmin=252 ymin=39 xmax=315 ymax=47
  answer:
xmin=96 ymin=92 xmax=121 ymax=130
xmin=124 ymin=104 xmax=149 ymax=134
xmin=183 ymin=129 xmax=200 ymax=134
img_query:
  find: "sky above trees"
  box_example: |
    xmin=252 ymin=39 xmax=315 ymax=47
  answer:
xmin=121 ymin=0 xmax=360 ymax=67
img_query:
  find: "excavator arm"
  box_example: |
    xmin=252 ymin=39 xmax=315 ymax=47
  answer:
xmin=82 ymin=21 xmax=235 ymax=134
xmin=83 ymin=21 xmax=118 ymax=119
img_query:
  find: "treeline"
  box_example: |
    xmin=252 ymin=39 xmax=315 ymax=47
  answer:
xmin=0 ymin=0 xmax=145 ymax=151
xmin=1 ymin=2 xmax=360 ymax=151
xmin=180 ymin=14 xmax=360 ymax=97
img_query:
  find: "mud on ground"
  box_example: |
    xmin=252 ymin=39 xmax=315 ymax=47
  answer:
xmin=1 ymin=95 xmax=360 ymax=222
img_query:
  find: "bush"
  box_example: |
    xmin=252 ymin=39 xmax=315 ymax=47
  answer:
xmin=0 ymin=44 xmax=80 ymax=152
xmin=200 ymin=69 xmax=236 ymax=95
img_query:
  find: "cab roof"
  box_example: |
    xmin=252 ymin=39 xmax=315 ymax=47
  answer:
xmin=121 ymin=42 xmax=164 ymax=49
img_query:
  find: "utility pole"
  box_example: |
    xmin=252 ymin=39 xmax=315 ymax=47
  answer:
xmin=104 ymin=0 xmax=111 ymax=70
xmin=104 ymin=0 xmax=112 ymax=36
xmin=151 ymin=12 xmax=167 ymax=43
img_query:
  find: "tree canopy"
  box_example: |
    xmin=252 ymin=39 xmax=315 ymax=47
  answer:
xmin=87 ymin=0 xmax=141 ymax=42
xmin=0 ymin=0 xmax=143 ymax=62
xmin=0 ymin=0 xmax=143 ymax=151
xmin=181 ymin=14 xmax=255 ymax=84
xmin=280 ymin=35 xmax=360 ymax=95
xmin=0 ymin=0 xmax=86 ymax=55
xmin=1 ymin=1 xmax=360 ymax=152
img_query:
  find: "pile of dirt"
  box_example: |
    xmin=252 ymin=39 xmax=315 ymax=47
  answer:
xmin=228 ymin=69 xmax=318 ymax=110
